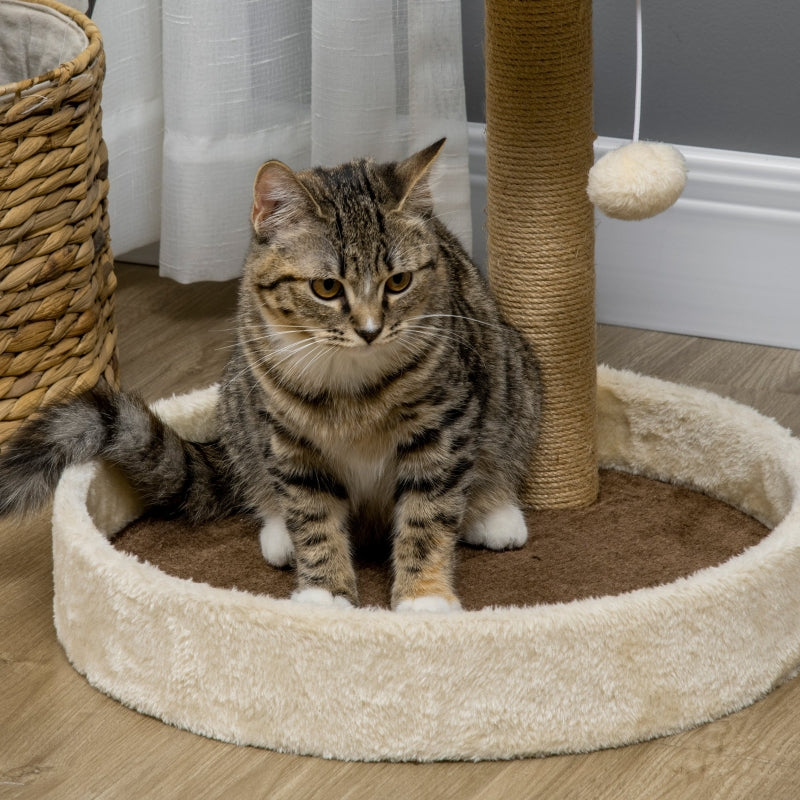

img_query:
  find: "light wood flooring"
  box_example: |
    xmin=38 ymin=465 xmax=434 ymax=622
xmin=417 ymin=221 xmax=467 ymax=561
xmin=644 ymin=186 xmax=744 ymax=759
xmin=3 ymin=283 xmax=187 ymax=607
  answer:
xmin=2 ymin=261 xmax=800 ymax=799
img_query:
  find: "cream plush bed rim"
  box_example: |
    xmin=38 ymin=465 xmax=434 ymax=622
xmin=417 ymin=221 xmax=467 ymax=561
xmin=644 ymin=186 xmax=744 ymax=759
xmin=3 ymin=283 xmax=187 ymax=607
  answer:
xmin=51 ymin=366 xmax=800 ymax=762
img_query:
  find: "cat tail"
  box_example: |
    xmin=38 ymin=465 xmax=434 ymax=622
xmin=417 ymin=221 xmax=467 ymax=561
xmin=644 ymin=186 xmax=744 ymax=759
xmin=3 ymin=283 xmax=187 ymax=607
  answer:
xmin=0 ymin=383 xmax=239 ymax=521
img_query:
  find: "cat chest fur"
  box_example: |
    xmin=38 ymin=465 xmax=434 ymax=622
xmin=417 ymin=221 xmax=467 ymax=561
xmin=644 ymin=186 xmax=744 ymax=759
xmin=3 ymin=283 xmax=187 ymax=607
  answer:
xmin=298 ymin=423 xmax=399 ymax=542
xmin=326 ymin=435 xmax=396 ymax=513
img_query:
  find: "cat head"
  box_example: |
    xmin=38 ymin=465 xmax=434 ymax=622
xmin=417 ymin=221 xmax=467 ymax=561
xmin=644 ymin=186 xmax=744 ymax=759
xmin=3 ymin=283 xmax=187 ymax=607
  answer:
xmin=242 ymin=140 xmax=448 ymax=360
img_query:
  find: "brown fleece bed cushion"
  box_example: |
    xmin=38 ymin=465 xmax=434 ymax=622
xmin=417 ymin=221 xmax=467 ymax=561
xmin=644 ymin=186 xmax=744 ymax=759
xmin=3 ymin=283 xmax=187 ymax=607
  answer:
xmin=112 ymin=469 xmax=768 ymax=610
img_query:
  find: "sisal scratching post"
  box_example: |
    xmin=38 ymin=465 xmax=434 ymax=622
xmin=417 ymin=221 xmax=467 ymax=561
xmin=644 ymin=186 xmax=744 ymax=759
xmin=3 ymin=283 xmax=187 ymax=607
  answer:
xmin=485 ymin=0 xmax=598 ymax=508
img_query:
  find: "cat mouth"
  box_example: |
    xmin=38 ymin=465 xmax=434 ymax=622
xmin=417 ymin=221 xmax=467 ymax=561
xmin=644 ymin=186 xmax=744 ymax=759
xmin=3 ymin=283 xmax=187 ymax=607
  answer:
xmin=344 ymin=336 xmax=388 ymax=351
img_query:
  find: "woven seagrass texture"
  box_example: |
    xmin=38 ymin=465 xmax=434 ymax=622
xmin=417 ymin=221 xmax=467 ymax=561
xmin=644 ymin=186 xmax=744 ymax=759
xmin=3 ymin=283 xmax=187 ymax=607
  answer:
xmin=485 ymin=0 xmax=598 ymax=509
xmin=0 ymin=0 xmax=118 ymax=446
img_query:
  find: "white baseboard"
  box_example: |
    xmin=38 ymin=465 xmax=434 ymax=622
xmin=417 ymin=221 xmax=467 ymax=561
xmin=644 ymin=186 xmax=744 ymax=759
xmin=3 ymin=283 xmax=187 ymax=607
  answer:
xmin=468 ymin=123 xmax=800 ymax=349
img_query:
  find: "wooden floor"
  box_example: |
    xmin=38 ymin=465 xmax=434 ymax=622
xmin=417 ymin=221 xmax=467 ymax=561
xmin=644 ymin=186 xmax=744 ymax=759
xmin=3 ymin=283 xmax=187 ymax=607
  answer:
xmin=2 ymin=262 xmax=800 ymax=799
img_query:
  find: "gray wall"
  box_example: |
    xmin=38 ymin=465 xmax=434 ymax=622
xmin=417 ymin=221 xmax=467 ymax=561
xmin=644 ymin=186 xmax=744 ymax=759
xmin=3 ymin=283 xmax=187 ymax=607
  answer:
xmin=462 ymin=0 xmax=800 ymax=158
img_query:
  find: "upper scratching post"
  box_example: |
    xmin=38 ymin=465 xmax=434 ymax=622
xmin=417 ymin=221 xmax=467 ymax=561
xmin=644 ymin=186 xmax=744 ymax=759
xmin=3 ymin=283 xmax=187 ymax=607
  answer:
xmin=484 ymin=0 xmax=598 ymax=508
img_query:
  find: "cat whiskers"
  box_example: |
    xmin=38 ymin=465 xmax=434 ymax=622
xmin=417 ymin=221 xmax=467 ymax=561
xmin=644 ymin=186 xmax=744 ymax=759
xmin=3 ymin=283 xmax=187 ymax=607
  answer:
xmin=215 ymin=324 xmax=323 ymax=353
xmin=259 ymin=336 xmax=333 ymax=379
xmin=292 ymin=340 xmax=337 ymax=383
xmin=221 ymin=334 xmax=330 ymax=395
xmin=408 ymin=313 xmax=511 ymax=334
xmin=393 ymin=322 xmax=487 ymax=368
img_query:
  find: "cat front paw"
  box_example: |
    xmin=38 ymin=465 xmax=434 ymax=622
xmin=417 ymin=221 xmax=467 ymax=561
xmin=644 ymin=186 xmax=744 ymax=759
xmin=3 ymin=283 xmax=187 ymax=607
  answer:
xmin=259 ymin=517 xmax=295 ymax=567
xmin=291 ymin=587 xmax=354 ymax=609
xmin=395 ymin=595 xmax=463 ymax=614
xmin=463 ymin=503 xmax=528 ymax=550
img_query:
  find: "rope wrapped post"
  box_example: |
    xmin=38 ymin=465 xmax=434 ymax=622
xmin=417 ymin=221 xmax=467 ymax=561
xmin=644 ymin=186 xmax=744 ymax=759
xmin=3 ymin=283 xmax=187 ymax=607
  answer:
xmin=485 ymin=0 xmax=598 ymax=508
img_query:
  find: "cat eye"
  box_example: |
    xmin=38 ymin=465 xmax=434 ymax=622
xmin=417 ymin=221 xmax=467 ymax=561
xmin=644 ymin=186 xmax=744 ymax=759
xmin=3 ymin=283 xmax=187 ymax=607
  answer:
xmin=385 ymin=272 xmax=413 ymax=294
xmin=310 ymin=278 xmax=344 ymax=300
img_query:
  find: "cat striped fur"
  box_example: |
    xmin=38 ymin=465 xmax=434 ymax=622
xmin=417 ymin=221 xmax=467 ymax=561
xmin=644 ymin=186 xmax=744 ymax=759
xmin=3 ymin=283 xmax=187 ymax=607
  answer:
xmin=0 ymin=140 xmax=541 ymax=612
xmin=0 ymin=383 xmax=239 ymax=522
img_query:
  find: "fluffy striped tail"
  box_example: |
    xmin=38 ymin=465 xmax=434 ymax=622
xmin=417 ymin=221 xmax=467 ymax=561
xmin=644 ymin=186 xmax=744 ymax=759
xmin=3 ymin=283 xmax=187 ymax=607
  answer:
xmin=0 ymin=384 xmax=239 ymax=521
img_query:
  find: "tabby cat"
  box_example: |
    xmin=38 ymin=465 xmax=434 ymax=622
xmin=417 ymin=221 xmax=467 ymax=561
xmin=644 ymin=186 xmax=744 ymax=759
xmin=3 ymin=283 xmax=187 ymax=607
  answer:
xmin=0 ymin=139 xmax=541 ymax=612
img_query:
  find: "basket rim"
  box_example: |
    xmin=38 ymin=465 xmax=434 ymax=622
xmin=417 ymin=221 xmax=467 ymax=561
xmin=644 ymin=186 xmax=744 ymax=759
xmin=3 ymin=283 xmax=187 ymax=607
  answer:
xmin=0 ymin=0 xmax=102 ymax=98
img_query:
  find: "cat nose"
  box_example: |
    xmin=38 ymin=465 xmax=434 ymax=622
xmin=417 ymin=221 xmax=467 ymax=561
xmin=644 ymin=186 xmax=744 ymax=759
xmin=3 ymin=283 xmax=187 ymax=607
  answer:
xmin=355 ymin=324 xmax=382 ymax=344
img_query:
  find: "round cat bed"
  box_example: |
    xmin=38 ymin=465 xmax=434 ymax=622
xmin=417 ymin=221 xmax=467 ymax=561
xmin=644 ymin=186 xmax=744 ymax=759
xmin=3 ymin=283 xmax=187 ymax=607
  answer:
xmin=51 ymin=366 xmax=800 ymax=762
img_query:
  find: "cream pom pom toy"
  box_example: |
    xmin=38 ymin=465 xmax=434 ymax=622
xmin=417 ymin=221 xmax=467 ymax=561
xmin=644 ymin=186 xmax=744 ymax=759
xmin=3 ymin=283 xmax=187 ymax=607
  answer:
xmin=588 ymin=0 xmax=687 ymax=220
xmin=588 ymin=140 xmax=687 ymax=220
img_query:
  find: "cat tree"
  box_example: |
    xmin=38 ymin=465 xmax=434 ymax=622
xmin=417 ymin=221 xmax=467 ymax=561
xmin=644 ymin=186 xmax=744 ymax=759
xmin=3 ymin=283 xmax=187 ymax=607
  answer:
xmin=44 ymin=0 xmax=800 ymax=761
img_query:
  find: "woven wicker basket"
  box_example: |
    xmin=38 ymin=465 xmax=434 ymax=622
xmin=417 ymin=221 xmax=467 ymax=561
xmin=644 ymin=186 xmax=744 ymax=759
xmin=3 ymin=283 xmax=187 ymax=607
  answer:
xmin=0 ymin=0 xmax=118 ymax=446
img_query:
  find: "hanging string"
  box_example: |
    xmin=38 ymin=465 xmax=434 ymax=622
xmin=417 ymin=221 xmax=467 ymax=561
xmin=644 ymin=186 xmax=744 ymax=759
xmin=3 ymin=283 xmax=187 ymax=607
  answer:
xmin=587 ymin=0 xmax=687 ymax=220
xmin=633 ymin=0 xmax=643 ymax=142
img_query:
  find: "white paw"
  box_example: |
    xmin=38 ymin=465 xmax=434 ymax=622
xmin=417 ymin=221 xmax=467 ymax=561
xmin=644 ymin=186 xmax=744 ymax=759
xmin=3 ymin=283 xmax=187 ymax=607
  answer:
xmin=290 ymin=587 xmax=353 ymax=609
xmin=463 ymin=503 xmax=528 ymax=550
xmin=395 ymin=595 xmax=462 ymax=614
xmin=259 ymin=517 xmax=295 ymax=567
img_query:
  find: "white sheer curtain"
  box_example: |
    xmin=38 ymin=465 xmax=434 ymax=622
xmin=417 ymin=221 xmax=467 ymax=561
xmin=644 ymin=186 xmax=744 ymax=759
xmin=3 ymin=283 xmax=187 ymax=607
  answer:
xmin=69 ymin=0 xmax=471 ymax=283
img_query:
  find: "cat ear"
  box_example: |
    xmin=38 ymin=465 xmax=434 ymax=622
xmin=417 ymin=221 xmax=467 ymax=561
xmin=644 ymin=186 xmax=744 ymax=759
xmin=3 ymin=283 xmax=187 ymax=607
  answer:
xmin=392 ymin=138 xmax=446 ymax=213
xmin=251 ymin=161 xmax=323 ymax=238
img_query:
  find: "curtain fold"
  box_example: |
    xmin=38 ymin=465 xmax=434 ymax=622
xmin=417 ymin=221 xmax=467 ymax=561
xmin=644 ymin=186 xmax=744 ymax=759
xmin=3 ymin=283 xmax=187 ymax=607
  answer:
xmin=83 ymin=0 xmax=470 ymax=283
xmin=89 ymin=2 xmax=163 ymax=262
